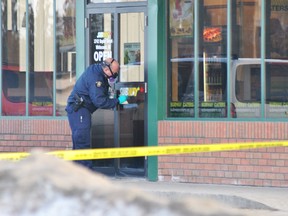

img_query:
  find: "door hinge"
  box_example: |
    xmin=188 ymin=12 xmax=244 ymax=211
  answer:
xmin=145 ymin=16 xmax=148 ymax=27
xmin=85 ymin=18 xmax=89 ymax=28
xmin=145 ymin=82 xmax=147 ymax=93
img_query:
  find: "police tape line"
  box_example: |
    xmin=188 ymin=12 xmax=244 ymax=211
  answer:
xmin=0 ymin=141 xmax=288 ymax=161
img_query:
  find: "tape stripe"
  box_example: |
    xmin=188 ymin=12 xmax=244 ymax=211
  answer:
xmin=0 ymin=141 xmax=287 ymax=161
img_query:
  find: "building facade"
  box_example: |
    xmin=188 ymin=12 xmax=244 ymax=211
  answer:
xmin=1 ymin=0 xmax=288 ymax=187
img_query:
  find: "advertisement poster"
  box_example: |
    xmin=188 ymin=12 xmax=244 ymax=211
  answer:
xmin=124 ymin=43 xmax=141 ymax=65
xmin=169 ymin=0 xmax=193 ymax=37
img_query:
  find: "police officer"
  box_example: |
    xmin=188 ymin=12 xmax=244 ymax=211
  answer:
xmin=65 ymin=58 xmax=127 ymax=170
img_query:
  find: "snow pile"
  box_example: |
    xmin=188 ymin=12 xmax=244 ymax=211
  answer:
xmin=0 ymin=151 xmax=249 ymax=216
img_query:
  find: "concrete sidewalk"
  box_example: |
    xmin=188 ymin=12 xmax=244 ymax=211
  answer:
xmin=112 ymin=177 xmax=288 ymax=216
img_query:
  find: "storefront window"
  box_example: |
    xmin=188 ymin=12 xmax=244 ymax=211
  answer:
xmin=168 ymin=0 xmax=229 ymax=118
xmin=234 ymin=60 xmax=288 ymax=118
xmin=168 ymin=0 xmax=288 ymax=119
xmin=234 ymin=61 xmax=261 ymax=118
xmin=230 ymin=0 xmax=261 ymax=118
xmin=233 ymin=1 xmax=288 ymax=119
xmin=2 ymin=0 xmax=27 ymax=116
xmin=199 ymin=0 xmax=227 ymax=118
xmin=1 ymin=0 xmax=76 ymax=116
xmin=56 ymin=0 xmax=76 ymax=116
xmin=236 ymin=0 xmax=261 ymax=58
xmin=265 ymin=0 xmax=288 ymax=118
xmin=168 ymin=0 xmax=194 ymax=117
xmin=28 ymin=0 xmax=54 ymax=116
xmin=265 ymin=1 xmax=288 ymax=118
xmin=265 ymin=62 xmax=288 ymax=118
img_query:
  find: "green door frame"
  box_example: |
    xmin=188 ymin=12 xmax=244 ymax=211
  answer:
xmin=76 ymin=0 xmax=163 ymax=181
xmin=147 ymin=0 xmax=166 ymax=181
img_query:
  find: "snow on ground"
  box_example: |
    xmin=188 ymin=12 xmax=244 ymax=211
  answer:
xmin=0 ymin=151 xmax=249 ymax=216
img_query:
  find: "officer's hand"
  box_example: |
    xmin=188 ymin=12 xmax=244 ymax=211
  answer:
xmin=118 ymin=95 xmax=128 ymax=104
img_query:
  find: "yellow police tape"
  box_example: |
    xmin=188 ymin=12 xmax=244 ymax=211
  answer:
xmin=0 ymin=141 xmax=288 ymax=161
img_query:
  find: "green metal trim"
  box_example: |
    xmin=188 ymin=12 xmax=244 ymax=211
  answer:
xmin=226 ymin=1 xmax=232 ymax=118
xmin=157 ymin=3 xmax=166 ymax=120
xmin=194 ymin=0 xmax=199 ymax=118
xmin=147 ymin=0 xmax=165 ymax=181
xmin=76 ymin=1 xmax=86 ymax=79
xmin=25 ymin=0 xmax=29 ymax=116
xmin=0 ymin=0 xmax=2 ymax=115
xmin=260 ymin=1 xmax=266 ymax=118
xmin=53 ymin=0 xmax=56 ymax=116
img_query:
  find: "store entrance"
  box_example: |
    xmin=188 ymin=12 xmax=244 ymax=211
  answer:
xmin=86 ymin=3 xmax=147 ymax=177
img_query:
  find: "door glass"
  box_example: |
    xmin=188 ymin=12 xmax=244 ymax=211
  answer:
xmin=89 ymin=13 xmax=114 ymax=64
xmin=118 ymin=12 xmax=145 ymax=173
xmin=89 ymin=10 xmax=146 ymax=176
xmin=90 ymin=13 xmax=115 ymax=170
xmin=119 ymin=12 xmax=144 ymax=82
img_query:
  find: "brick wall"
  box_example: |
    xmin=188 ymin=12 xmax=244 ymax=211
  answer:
xmin=158 ymin=121 xmax=288 ymax=187
xmin=0 ymin=119 xmax=72 ymax=152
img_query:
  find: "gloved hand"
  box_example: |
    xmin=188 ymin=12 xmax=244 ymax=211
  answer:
xmin=118 ymin=95 xmax=128 ymax=104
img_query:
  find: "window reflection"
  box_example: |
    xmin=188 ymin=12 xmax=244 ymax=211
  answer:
xmin=234 ymin=62 xmax=261 ymax=118
xmin=199 ymin=0 xmax=227 ymax=118
xmin=236 ymin=0 xmax=261 ymax=58
xmin=168 ymin=0 xmax=194 ymax=117
xmin=56 ymin=0 xmax=76 ymax=116
xmin=234 ymin=60 xmax=288 ymax=118
xmin=1 ymin=0 xmax=76 ymax=116
xmin=28 ymin=1 xmax=54 ymax=116
xmin=268 ymin=2 xmax=288 ymax=59
xmin=2 ymin=0 xmax=27 ymax=116
xmin=265 ymin=62 xmax=288 ymax=118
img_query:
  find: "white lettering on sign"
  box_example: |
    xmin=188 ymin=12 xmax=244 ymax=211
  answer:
xmin=94 ymin=51 xmax=112 ymax=62
xmin=93 ymin=31 xmax=113 ymax=63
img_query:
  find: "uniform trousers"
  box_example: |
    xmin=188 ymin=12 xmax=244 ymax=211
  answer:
xmin=66 ymin=104 xmax=93 ymax=170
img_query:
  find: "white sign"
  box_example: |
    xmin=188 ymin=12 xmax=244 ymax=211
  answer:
xmin=93 ymin=31 xmax=113 ymax=62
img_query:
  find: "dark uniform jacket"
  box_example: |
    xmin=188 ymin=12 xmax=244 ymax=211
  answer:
xmin=67 ymin=64 xmax=118 ymax=113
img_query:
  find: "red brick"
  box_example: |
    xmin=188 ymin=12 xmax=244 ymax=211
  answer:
xmin=158 ymin=121 xmax=288 ymax=187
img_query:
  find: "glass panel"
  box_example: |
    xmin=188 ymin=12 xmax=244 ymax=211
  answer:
xmin=267 ymin=1 xmax=288 ymax=59
xmin=120 ymin=13 xmax=144 ymax=82
xmin=265 ymin=1 xmax=288 ymax=118
xmin=56 ymin=0 xmax=76 ymax=116
xmin=118 ymin=12 xmax=145 ymax=171
xmin=236 ymin=0 xmax=261 ymax=58
xmin=266 ymin=62 xmax=288 ymax=118
xmin=89 ymin=13 xmax=114 ymax=64
xmin=1 ymin=0 xmax=27 ymax=116
xmin=168 ymin=0 xmax=194 ymax=117
xmin=233 ymin=62 xmax=261 ymax=118
xmin=90 ymin=13 xmax=115 ymax=168
xmin=28 ymin=1 xmax=54 ymax=116
xmin=199 ymin=0 xmax=227 ymax=118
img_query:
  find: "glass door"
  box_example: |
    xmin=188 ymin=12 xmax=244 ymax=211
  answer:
xmin=86 ymin=4 xmax=147 ymax=176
